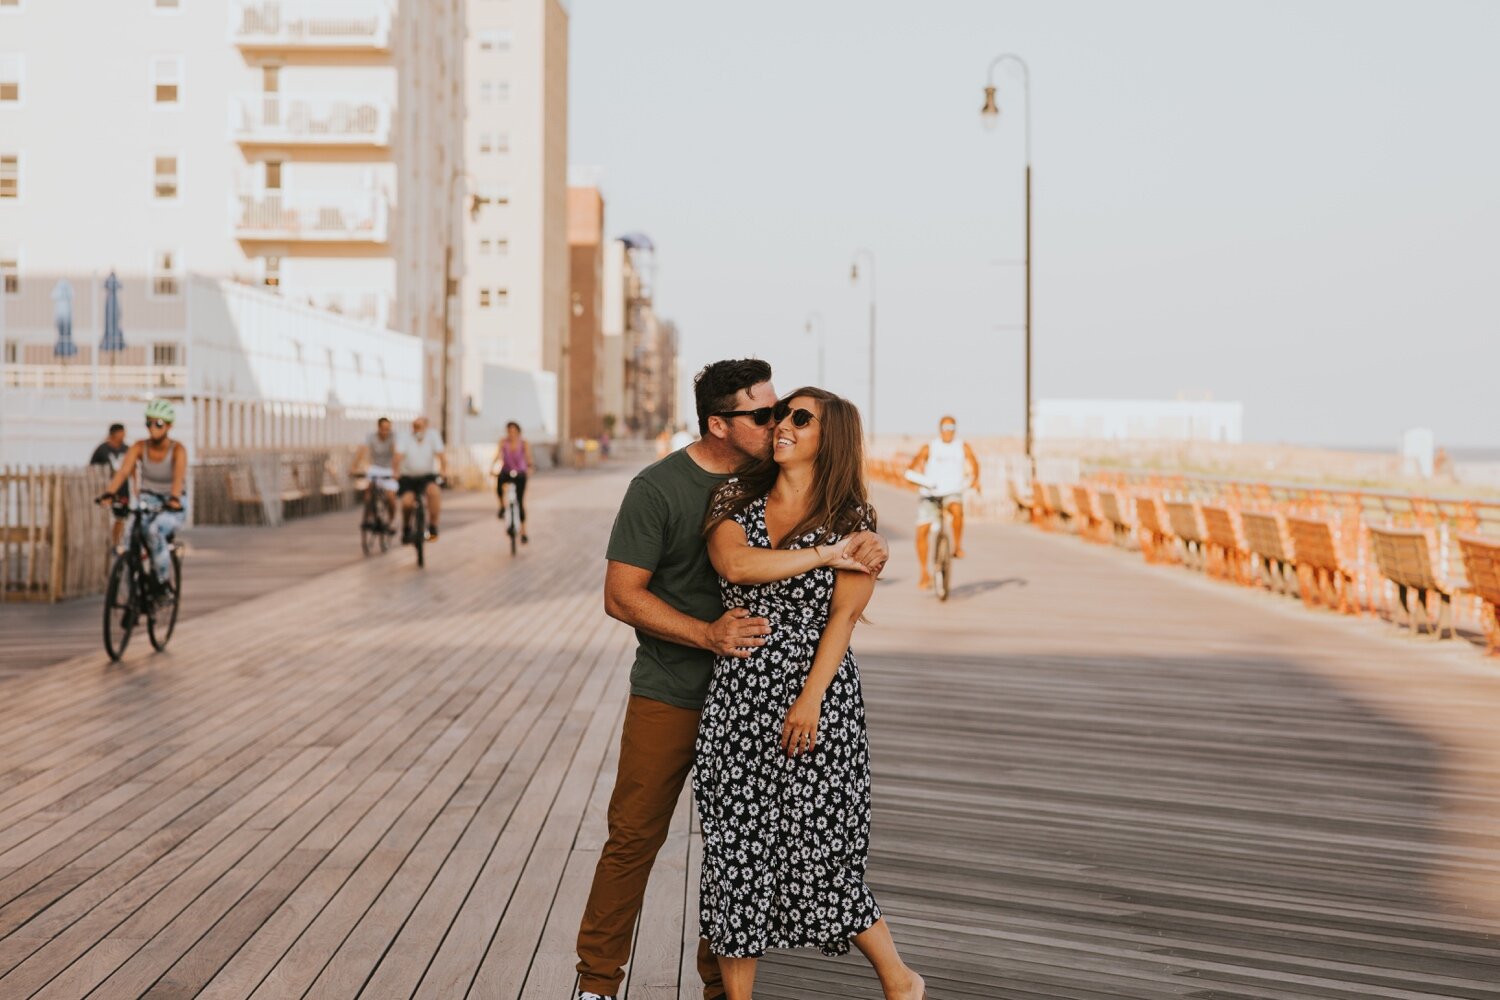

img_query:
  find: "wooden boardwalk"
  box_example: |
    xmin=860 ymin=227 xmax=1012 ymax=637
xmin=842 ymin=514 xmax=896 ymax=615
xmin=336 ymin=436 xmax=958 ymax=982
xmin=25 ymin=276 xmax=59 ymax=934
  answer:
xmin=1 ymin=463 xmax=1498 ymax=998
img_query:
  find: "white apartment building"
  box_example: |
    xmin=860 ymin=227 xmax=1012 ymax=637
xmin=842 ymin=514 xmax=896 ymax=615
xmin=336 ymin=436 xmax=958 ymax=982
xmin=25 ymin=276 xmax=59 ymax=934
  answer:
xmin=458 ymin=0 xmax=569 ymax=447
xmin=0 ymin=0 xmax=585 ymax=461
xmin=1036 ymin=399 xmax=1245 ymax=443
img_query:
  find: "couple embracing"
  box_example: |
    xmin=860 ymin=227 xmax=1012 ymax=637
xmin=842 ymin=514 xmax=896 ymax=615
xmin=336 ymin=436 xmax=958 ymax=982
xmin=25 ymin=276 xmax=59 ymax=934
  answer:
xmin=575 ymin=360 xmax=925 ymax=1000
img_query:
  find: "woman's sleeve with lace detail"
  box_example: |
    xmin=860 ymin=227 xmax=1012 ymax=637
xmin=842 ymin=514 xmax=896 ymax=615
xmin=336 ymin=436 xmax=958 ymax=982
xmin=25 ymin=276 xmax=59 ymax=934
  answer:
xmin=706 ymin=477 xmax=750 ymax=532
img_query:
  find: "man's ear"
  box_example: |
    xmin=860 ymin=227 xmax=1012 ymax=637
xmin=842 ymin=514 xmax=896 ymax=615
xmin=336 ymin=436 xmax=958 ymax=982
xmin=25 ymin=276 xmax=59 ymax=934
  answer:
xmin=704 ymin=417 xmax=726 ymax=441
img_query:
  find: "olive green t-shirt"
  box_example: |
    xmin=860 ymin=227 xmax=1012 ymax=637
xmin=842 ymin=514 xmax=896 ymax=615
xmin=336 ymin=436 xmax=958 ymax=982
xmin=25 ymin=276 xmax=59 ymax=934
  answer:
xmin=606 ymin=449 xmax=732 ymax=710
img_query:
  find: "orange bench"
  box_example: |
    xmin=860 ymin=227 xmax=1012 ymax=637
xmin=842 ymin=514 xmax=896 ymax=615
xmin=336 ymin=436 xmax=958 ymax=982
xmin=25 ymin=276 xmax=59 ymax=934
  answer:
xmin=1368 ymin=525 xmax=1456 ymax=639
xmin=1287 ymin=516 xmax=1360 ymax=615
xmin=1163 ymin=500 xmax=1207 ymax=570
xmin=1071 ymin=485 xmax=1108 ymax=544
xmin=1135 ymin=495 xmax=1174 ymax=564
xmin=1458 ymin=534 xmax=1500 ymax=654
xmin=1097 ymin=489 xmax=1134 ymax=549
xmin=1239 ymin=510 xmax=1295 ymax=595
xmin=1201 ymin=505 xmax=1250 ymax=584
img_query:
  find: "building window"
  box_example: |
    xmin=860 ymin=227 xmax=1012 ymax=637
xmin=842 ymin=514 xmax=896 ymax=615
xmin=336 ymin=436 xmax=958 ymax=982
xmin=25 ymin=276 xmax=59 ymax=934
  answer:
xmin=152 ymin=56 xmax=183 ymax=105
xmin=155 ymin=0 xmax=181 ymax=8
xmin=265 ymin=160 xmax=281 ymax=189
xmin=478 ymin=132 xmax=493 ymax=154
xmin=3 ymin=341 xmax=16 ymax=364
xmin=0 ymin=54 xmax=21 ymax=103
xmin=478 ymin=288 xmax=491 ymax=308
xmin=496 ymin=81 xmax=510 ymax=101
xmin=1 ymin=251 xmax=17 ymax=295
xmin=477 ymin=30 xmax=512 ymax=52
xmin=495 ymin=288 xmax=509 ymax=306
xmin=0 ymin=0 xmax=20 ymax=9
xmin=496 ymin=238 xmax=509 ymax=256
xmin=495 ymin=133 xmax=510 ymax=154
xmin=153 ymin=155 xmax=178 ymax=199
xmin=479 ymin=80 xmax=493 ymax=102
xmin=153 ymin=342 xmax=180 ymax=366
xmin=151 ymin=250 xmax=181 ymax=297
xmin=478 ymin=238 xmax=491 ymax=254
xmin=0 ymin=154 xmax=17 ymax=199
xmin=263 ymin=255 xmax=280 ymax=287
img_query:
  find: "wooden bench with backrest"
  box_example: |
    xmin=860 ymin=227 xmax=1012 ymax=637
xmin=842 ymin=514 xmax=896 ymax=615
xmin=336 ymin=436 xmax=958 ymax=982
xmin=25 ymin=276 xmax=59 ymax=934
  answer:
xmin=1006 ymin=477 xmax=1035 ymax=523
xmin=1134 ymin=494 xmax=1175 ymax=564
xmin=1044 ymin=483 xmax=1074 ymax=532
xmin=1239 ymin=510 xmax=1296 ymax=595
xmin=1457 ymin=534 xmax=1500 ymax=654
xmin=1071 ymin=485 xmax=1108 ymax=544
xmin=1286 ymin=515 xmax=1359 ymax=615
xmin=1163 ymin=500 xmax=1207 ymax=570
xmin=1200 ymin=505 xmax=1250 ymax=584
xmin=1097 ymin=489 xmax=1135 ymax=549
xmin=1367 ymin=525 xmax=1455 ymax=639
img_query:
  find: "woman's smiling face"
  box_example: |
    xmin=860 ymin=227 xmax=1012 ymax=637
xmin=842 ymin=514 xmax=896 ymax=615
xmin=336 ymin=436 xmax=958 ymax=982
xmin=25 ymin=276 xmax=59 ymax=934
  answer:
xmin=773 ymin=396 xmax=822 ymax=466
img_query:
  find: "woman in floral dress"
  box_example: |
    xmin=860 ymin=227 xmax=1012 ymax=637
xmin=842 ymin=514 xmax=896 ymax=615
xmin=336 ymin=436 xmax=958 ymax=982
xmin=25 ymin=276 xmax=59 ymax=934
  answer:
xmin=695 ymin=387 xmax=925 ymax=1000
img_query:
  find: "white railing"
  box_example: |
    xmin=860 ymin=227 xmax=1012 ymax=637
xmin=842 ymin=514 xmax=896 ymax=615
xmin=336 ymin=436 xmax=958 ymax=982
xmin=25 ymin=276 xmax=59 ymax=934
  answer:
xmin=233 ymin=190 xmax=389 ymax=243
xmin=229 ymin=1 xmax=392 ymax=50
xmin=230 ymin=94 xmax=391 ymax=146
xmin=2 ymin=364 xmax=189 ymax=393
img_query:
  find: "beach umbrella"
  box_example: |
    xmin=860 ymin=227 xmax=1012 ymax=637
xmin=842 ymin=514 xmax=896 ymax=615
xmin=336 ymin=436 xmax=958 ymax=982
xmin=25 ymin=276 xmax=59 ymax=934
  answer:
xmin=100 ymin=270 xmax=126 ymax=356
xmin=51 ymin=278 xmax=78 ymax=358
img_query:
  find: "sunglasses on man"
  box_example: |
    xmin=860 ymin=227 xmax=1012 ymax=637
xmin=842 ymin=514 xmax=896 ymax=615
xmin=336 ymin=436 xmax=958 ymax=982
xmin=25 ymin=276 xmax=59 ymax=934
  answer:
xmin=714 ymin=400 xmax=819 ymax=429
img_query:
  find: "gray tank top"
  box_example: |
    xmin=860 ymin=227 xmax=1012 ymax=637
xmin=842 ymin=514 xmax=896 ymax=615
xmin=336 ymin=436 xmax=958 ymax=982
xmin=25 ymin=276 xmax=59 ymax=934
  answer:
xmin=366 ymin=432 xmax=396 ymax=467
xmin=140 ymin=443 xmax=177 ymax=495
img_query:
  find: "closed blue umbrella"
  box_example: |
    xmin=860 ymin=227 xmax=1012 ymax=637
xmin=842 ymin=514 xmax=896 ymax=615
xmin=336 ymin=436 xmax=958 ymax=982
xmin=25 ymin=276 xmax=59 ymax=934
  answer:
xmin=100 ymin=270 xmax=126 ymax=355
xmin=51 ymin=279 xmax=78 ymax=358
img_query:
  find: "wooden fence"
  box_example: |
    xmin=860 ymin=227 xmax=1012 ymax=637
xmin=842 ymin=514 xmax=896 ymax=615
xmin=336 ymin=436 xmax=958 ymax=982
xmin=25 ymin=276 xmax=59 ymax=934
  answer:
xmin=0 ymin=466 xmax=114 ymax=602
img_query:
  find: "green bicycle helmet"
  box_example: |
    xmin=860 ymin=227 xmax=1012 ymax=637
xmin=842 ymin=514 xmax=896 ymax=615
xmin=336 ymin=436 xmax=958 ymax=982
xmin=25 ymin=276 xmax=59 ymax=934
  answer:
xmin=144 ymin=398 xmax=177 ymax=423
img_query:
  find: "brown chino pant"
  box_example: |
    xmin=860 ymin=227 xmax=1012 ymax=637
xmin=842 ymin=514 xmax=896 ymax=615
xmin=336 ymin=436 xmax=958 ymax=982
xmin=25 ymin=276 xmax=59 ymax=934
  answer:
xmin=577 ymin=695 xmax=723 ymax=1000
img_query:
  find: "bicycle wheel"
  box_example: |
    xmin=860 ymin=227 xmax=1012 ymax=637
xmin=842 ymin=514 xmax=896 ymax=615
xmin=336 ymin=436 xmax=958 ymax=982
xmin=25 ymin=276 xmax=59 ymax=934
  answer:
xmin=935 ymin=531 xmax=953 ymax=602
xmin=508 ymin=503 xmax=518 ymax=556
xmin=148 ymin=549 xmax=182 ymax=651
xmin=103 ymin=556 xmax=137 ymax=661
xmin=413 ymin=503 xmax=426 ymax=568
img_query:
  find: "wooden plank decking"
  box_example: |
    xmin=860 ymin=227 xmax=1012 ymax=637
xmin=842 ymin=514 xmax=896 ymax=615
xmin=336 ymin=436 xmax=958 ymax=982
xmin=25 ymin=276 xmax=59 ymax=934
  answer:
xmin=1 ymin=462 xmax=1498 ymax=998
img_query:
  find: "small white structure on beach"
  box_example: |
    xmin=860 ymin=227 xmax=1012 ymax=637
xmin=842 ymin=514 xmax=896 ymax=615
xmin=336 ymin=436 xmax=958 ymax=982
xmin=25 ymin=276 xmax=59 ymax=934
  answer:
xmin=1036 ymin=399 xmax=1244 ymax=443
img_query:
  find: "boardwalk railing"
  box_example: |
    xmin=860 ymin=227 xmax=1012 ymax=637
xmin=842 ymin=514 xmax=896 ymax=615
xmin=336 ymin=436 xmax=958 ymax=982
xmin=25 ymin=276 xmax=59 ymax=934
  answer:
xmin=0 ymin=466 xmax=113 ymax=603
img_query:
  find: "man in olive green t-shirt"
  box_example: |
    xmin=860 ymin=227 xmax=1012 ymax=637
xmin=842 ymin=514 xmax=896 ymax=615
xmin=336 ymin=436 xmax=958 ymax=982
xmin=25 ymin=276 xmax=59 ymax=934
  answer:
xmin=575 ymin=360 xmax=888 ymax=1000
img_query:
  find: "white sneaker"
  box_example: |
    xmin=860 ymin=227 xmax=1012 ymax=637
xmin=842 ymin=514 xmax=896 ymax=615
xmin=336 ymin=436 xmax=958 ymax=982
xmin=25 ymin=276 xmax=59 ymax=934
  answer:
xmin=578 ymin=993 xmax=615 ymax=1000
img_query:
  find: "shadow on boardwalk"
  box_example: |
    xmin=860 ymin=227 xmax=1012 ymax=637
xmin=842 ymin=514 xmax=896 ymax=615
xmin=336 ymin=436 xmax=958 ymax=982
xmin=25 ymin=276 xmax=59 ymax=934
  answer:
xmin=0 ymin=467 xmax=1497 ymax=998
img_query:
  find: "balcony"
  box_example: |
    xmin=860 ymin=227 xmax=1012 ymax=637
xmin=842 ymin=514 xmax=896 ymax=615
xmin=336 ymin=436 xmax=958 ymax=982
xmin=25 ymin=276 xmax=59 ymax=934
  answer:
xmin=229 ymin=1 xmax=393 ymax=52
xmin=231 ymin=94 xmax=392 ymax=148
xmin=233 ymin=190 xmax=389 ymax=244
xmin=296 ymin=289 xmax=394 ymax=329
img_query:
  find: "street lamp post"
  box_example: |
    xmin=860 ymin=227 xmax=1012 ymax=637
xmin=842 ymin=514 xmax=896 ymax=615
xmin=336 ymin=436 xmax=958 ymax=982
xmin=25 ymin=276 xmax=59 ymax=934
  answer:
xmin=849 ymin=249 xmax=876 ymax=442
xmin=805 ymin=310 xmax=825 ymax=387
xmin=979 ymin=53 xmax=1033 ymax=475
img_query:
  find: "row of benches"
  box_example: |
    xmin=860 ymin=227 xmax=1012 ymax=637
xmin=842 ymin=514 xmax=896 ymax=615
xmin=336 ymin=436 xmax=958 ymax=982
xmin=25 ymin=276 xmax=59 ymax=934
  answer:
xmin=1014 ymin=479 xmax=1500 ymax=652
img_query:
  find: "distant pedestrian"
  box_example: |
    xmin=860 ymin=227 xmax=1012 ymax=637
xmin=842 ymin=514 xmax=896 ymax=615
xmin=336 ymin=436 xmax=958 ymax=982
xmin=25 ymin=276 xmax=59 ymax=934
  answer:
xmin=670 ymin=424 xmax=695 ymax=452
xmin=90 ymin=423 xmax=130 ymax=545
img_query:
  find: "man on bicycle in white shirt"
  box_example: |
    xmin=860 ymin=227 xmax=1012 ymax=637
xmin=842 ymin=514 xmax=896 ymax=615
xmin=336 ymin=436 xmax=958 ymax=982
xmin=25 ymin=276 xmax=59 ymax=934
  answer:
xmin=353 ymin=417 xmax=401 ymax=531
xmin=907 ymin=415 xmax=981 ymax=591
xmin=398 ymin=416 xmax=448 ymax=542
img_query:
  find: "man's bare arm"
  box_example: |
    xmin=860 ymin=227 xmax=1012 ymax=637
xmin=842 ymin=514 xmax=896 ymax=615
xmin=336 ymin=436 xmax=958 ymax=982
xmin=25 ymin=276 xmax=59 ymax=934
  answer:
xmin=604 ymin=561 xmax=769 ymax=659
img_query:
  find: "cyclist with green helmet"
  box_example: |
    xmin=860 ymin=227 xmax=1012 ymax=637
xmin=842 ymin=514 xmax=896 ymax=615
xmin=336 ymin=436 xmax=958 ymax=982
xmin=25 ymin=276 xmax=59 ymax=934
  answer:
xmin=98 ymin=399 xmax=188 ymax=593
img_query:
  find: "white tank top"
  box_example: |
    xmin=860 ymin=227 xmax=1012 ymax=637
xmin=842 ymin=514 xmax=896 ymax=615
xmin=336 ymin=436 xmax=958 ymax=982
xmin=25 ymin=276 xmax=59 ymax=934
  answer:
xmin=923 ymin=437 xmax=968 ymax=496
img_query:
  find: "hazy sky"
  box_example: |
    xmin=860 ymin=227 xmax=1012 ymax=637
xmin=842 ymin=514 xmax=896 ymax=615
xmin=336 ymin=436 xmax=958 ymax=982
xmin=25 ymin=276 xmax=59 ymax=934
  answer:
xmin=569 ymin=0 xmax=1498 ymax=448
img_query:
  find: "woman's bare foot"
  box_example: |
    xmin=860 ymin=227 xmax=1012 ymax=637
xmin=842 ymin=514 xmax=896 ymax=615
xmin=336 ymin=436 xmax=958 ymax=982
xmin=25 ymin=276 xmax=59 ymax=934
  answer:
xmin=917 ymin=575 xmax=933 ymax=591
xmin=884 ymin=969 xmax=925 ymax=1000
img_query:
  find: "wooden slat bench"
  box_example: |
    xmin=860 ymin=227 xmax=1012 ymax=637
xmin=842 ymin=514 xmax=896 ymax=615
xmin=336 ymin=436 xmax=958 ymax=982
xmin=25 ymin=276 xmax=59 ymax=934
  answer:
xmin=1135 ymin=494 xmax=1174 ymax=563
xmin=1240 ymin=510 xmax=1296 ymax=595
xmin=1043 ymin=483 xmax=1074 ymax=532
xmin=1097 ymin=489 xmax=1134 ymax=549
xmin=1163 ymin=500 xmax=1207 ymax=570
xmin=1201 ymin=505 xmax=1250 ymax=584
xmin=1368 ymin=525 xmax=1456 ymax=639
xmin=1006 ymin=477 xmax=1035 ymax=523
xmin=1071 ymin=485 xmax=1108 ymax=544
xmin=1457 ymin=534 xmax=1500 ymax=654
xmin=1287 ymin=515 xmax=1360 ymax=615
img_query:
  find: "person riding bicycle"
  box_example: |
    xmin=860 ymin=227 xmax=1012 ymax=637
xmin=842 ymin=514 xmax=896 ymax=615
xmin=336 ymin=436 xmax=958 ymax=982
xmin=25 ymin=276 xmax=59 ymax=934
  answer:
xmin=353 ymin=416 xmax=401 ymax=533
xmin=398 ymin=415 xmax=447 ymax=543
xmin=96 ymin=399 xmax=188 ymax=599
xmin=907 ymin=414 xmax=981 ymax=591
xmin=490 ymin=420 xmax=534 ymax=544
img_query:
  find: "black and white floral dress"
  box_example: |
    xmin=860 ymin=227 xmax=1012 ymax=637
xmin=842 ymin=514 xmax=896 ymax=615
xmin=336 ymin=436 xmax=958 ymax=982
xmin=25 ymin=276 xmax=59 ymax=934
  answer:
xmin=693 ymin=493 xmax=881 ymax=958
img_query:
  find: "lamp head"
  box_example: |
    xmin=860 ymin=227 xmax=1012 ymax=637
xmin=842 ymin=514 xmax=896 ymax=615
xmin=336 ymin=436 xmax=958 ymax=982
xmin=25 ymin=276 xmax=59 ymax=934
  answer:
xmin=980 ymin=85 xmax=1000 ymax=131
xmin=849 ymin=262 xmax=859 ymax=285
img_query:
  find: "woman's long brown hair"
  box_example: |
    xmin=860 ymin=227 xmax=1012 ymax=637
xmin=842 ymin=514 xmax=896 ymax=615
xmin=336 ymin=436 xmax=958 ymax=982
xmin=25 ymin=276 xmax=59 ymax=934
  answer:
xmin=702 ymin=386 xmax=877 ymax=546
